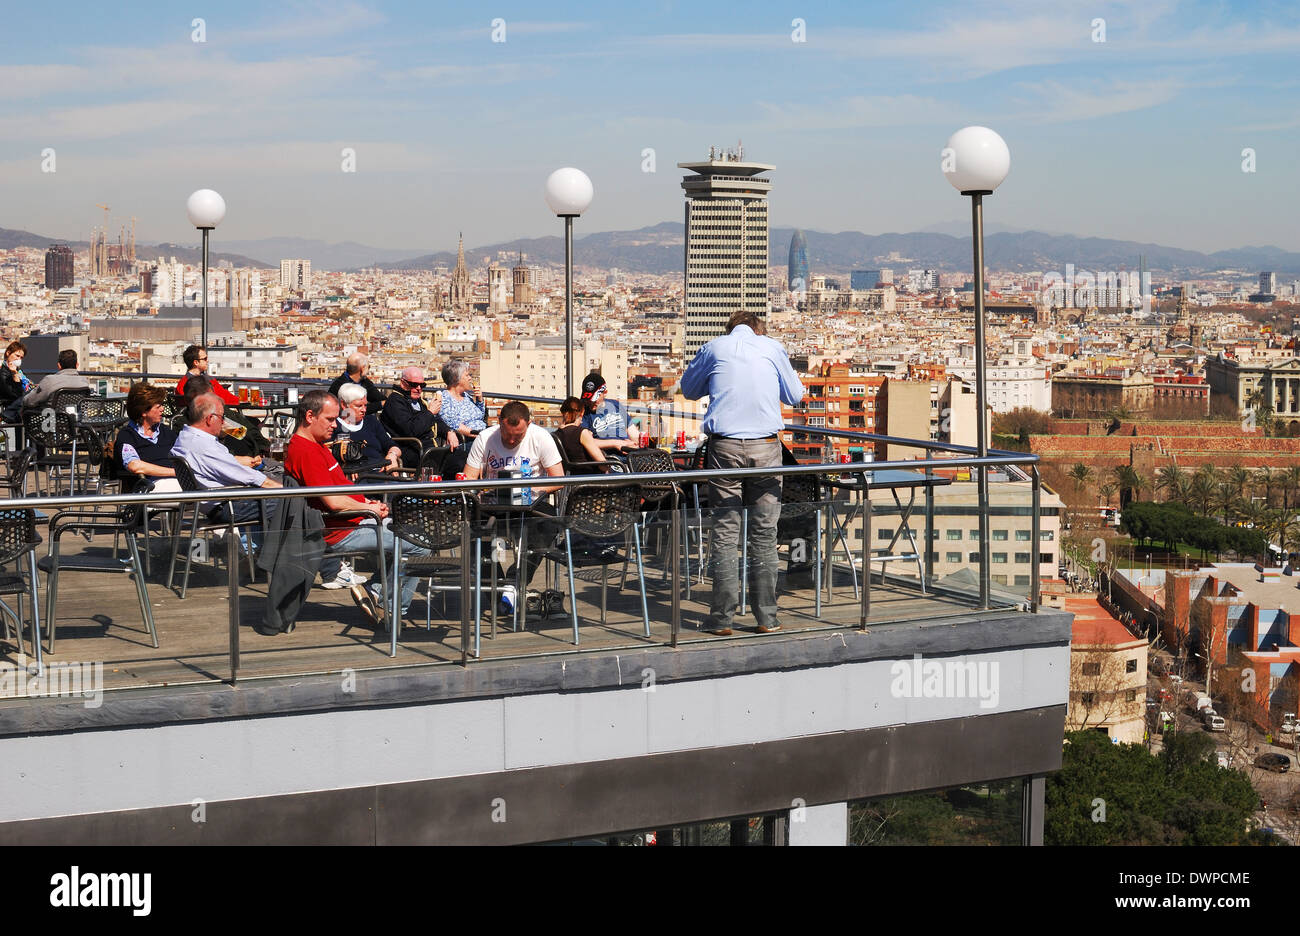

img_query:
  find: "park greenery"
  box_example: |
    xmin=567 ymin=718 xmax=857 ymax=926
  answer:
xmin=1119 ymin=500 xmax=1269 ymax=561
xmin=1045 ymin=730 xmax=1267 ymax=845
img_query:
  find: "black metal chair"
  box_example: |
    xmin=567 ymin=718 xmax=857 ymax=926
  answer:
xmin=75 ymin=395 xmax=126 ymax=433
xmin=165 ymin=458 xmax=265 ymax=598
xmin=38 ymin=498 xmax=158 ymax=653
xmin=22 ymin=407 xmax=83 ymax=496
xmin=542 ymin=483 xmax=649 ymax=645
xmin=388 ymin=492 xmax=484 ymax=655
xmin=625 ymin=446 xmax=696 ymax=593
xmin=552 ymin=429 xmax=626 ymax=478
xmin=0 ymin=504 xmax=42 ymax=665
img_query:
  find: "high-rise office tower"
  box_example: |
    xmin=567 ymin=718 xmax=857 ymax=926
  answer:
xmin=1260 ymin=272 xmax=1277 ymax=296
xmin=449 ymin=234 xmax=471 ymax=312
xmin=679 ymin=149 xmax=773 ymax=361
xmin=44 ymin=245 xmax=74 ymax=290
xmin=788 ymin=230 xmax=809 ymax=294
xmin=279 ymin=259 xmax=311 ymax=294
xmin=851 ymin=269 xmax=883 ymax=290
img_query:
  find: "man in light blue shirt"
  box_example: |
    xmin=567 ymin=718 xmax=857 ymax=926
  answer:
xmin=681 ymin=310 xmax=804 ymax=635
xmin=171 ymin=392 xmax=281 ymax=532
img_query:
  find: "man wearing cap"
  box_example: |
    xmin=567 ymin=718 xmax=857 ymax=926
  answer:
xmin=681 ymin=309 xmax=804 ymax=636
xmin=580 ymin=371 xmax=641 ymax=452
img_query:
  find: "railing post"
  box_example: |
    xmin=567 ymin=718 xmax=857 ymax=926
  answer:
xmin=461 ymin=519 xmax=472 ymax=666
xmin=860 ymin=468 xmax=871 ymax=628
xmin=925 ymin=462 xmax=935 ymax=585
xmin=226 ymin=504 xmax=240 ymax=684
xmin=1031 ymin=466 xmax=1041 ymax=613
xmin=670 ymin=501 xmax=681 ymax=648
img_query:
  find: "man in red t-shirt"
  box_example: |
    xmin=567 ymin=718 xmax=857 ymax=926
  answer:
xmin=177 ymin=344 xmax=239 ymax=405
xmin=284 ymin=389 xmax=429 ymax=629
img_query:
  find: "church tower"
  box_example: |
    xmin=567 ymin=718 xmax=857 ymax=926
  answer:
xmin=449 ymin=233 xmax=471 ymax=312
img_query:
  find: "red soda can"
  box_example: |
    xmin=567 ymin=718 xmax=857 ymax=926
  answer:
xmin=677 ymin=430 xmax=687 ymax=448
xmin=839 ymin=453 xmax=851 ymax=464
xmin=455 ymin=473 xmax=466 ymax=481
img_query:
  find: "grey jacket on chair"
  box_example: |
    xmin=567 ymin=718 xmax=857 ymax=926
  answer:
xmin=256 ymin=475 xmax=324 ymax=633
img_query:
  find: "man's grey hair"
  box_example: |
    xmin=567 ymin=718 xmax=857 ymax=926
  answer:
xmin=401 ymin=365 xmax=425 ymax=383
xmin=345 ymin=352 xmax=367 ymax=375
xmin=186 ymin=392 xmax=222 ymax=427
xmin=338 ymin=382 xmax=367 ymax=406
xmin=441 ymin=360 xmax=469 ymax=388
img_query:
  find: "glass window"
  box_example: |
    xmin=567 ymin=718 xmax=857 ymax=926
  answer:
xmin=1082 ymin=662 xmax=1101 ymax=676
xmin=1015 ymin=530 xmax=1031 ymax=541
xmin=946 ymin=552 xmax=962 ymax=563
xmin=946 ymin=529 xmax=962 ymax=540
xmin=1040 ymin=553 xmax=1054 ymax=565
xmin=877 ymin=528 xmax=894 ymax=540
xmin=848 ymin=779 xmax=1024 ymax=845
xmin=1125 ymin=659 xmax=1137 ymax=673
xmin=1040 ymin=531 xmax=1054 ymax=541
xmin=968 ymin=552 xmax=980 ymax=563
xmin=1015 ymin=552 xmax=1031 ymax=564
xmin=992 ymin=530 xmax=1008 ymax=541
xmin=992 ymin=574 xmax=1008 ymax=585
xmin=969 ymin=529 xmax=980 ymax=541
xmin=992 ymin=553 xmax=1008 ymax=563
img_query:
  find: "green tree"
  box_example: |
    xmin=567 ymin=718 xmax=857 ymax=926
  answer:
xmin=1156 ymin=464 xmax=1185 ymax=503
xmin=1069 ymin=463 xmax=1094 ymax=495
xmin=1046 ymin=731 xmax=1259 ymax=846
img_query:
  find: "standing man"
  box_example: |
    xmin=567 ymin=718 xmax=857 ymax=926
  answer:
xmin=22 ymin=349 xmax=89 ymax=410
xmin=681 ymin=309 xmax=804 ymax=635
xmin=379 ymin=366 xmax=442 ymax=469
xmin=579 ymin=372 xmax=641 ymax=452
xmin=284 ymin=389 xmax=430 ymax=629
xmin=176 ymin=345 xmax=239 ymax=405
xmin=328 ymin=351 xmax=384 ymax=408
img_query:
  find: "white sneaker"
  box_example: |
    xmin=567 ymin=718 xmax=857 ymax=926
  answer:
xmin=321 ymin=560 xmax=369 ymax=589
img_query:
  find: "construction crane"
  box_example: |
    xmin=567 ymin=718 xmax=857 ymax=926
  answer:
xmin=129 ymin=216 xmax=137 ymax=261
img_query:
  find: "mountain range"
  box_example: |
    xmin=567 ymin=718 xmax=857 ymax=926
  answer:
xmin=0 ymin=227 xmax=273 ymax=270
xmin=5 ymin=222 xmax=1298 ymax=279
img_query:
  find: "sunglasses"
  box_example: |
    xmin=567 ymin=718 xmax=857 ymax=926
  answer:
xmin=404 ymin=381 xmax=425 ymax=389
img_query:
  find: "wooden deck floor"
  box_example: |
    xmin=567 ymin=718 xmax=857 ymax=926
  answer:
xmin=0 ymin=533 xmax=1002 ymax=694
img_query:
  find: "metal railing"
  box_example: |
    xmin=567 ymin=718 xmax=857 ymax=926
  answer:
xmin=1 ymin=377 xmax=1043 ymax=689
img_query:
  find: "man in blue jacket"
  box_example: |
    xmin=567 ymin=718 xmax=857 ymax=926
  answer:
xmin=681 ymin=310 xmax=804 ymax=636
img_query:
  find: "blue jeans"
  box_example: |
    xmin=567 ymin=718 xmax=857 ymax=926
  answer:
xmin=330 ymin=523 xmax=430 ymax=612
xmin=705 ymin=437 xmax=782 ymax=629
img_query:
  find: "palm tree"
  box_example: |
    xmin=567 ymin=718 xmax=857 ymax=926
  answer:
xmin=1283 ymin=465 xmax=1300 ymax=513
xmin=1214 ymin=482 xmax=1239 ymax=526
xmin=1227 ymin=464 xmax=1250 ymax=498
xmin=1156 ymin=464 xmax=1185 ymax=502
xmin=1099 ymin=482 xmax=1118 ymax=509
xmin=1190 ymin=474 xmax=1217 ymax=518
xmin=1253 ymin=467 xmax=1277 ymax=508
xmin=1069 ymin=463 xmax=1094 ymax=495
xmin=1171 ymin=474 xmax=1194 ymax=506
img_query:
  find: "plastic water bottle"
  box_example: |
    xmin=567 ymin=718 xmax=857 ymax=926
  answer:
xmin=520 ymin=458 xmax=533 ymax=506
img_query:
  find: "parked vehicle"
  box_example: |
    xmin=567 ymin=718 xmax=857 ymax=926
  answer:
xmin=1280 ymin=713 xmax=1296 ymax=736
xmin=1203 ymin=711 xmax=1226 ymax=732
xmin=1255 ymin=753 xmax=1291 ymax=773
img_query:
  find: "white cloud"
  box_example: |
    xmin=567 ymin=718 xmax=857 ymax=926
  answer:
xmin=1017 ymin=78 xmax=1185 ymax=122
xmin=756 ymin=94 xmax=955 ymax=131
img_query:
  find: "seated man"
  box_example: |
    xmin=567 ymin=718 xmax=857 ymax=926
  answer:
xmin=176 ymin=344 xmax=238 ymax=405
xmin=113 ymin=382 xmax=181 ymax=492
xmin=328 ymin=351 xmax=384 ymax=408
xmin=463 ymin=400 xmax=565 ymax=607
xmin=22 ymin=349 xmax=89 ymax=410
xmin=284 ymin=389 xmax=431 ymax=628
xmin=380 ymin=366 xmax=442 ymax=469
xmin=171 ymin=392 xmax=281 ymax=534
xmin=579 ymin=372 xmax=641 ymax=454
xmin=181 ymin=373 xmax=267 ymax=460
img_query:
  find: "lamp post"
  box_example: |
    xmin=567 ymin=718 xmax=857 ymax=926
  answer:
xmin=544 ymin=168 xmax=593 ymax=398
xmin=943 ymin=126 xmax=1010 ymax=610
xmin=186 ymin=189 xmax=226 ymax=348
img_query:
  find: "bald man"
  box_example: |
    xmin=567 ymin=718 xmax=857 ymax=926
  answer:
xmin=328 ymin=351 xmax=384 ymax=408
xmin=379 ymin=365 xmax=443 ymax=468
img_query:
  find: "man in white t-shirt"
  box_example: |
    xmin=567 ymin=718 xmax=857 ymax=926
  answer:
xmin=464 ymin=400 xmax=564 ymax=489
xmin=464 ymin=400 xmax=566 ymax=601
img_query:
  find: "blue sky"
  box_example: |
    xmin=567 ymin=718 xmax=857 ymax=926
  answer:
xmin=1 ymin=0 xmax=1297 ymax=254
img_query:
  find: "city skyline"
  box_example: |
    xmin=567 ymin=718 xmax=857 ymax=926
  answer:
xmin=1 ymin=0 xmax=1298 ymax=254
